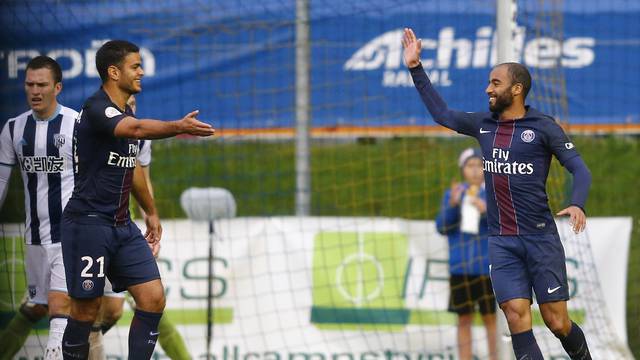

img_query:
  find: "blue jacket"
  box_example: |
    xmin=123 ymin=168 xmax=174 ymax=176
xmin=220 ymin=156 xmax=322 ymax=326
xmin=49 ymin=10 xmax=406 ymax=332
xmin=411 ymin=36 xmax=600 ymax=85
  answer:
xmin=435 ymin=185 xmax=490 ymax=275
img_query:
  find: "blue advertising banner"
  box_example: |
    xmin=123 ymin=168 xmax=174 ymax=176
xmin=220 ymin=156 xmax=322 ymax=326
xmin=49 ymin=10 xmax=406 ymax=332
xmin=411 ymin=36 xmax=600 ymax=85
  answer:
xmin=0 ymin=1 xmax=638 ymax=131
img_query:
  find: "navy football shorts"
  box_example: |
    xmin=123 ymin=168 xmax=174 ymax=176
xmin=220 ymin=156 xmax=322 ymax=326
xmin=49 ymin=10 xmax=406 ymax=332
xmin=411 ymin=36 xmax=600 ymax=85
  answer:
xmin=488 ymin=233 xmax=569 ymax=305
xmin=61 ymin=214 xmax=160 ymax=299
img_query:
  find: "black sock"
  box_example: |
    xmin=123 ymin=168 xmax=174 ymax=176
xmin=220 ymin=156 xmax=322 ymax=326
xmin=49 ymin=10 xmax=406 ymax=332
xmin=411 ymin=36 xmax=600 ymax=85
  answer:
xmin=61 ymin=318 xmax=92 ymax=359
xmin=128 ymin=309 xmax=163 ymax=360
xmin=557 ymin=321 xmax=592 ymax=360
xmin=511 ymin=329 xmax=544 ymax=360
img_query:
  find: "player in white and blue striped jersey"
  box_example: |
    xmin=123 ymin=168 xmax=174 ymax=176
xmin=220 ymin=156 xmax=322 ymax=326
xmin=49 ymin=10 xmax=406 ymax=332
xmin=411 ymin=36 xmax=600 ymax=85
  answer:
xmin=0 ymin=56 xmax=75 ymax=360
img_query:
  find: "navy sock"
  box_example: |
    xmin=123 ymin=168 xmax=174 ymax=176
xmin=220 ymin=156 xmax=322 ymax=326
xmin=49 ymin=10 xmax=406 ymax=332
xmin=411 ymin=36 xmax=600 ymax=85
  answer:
xmin=128 ymin=309 xmax=163 ymax=360
xmin=61 ymin=318 xmax=92 ymax=359
xmin=557 ymin=321 xmax=592 ymax=360
xmin=511 ymin=329 xmax=544 ymax=360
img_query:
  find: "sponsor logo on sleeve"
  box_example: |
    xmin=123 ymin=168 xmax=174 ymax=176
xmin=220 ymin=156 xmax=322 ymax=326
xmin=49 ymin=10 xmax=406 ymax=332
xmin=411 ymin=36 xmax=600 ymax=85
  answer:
xmin=105 ymin=107 xmax=122 ymax=118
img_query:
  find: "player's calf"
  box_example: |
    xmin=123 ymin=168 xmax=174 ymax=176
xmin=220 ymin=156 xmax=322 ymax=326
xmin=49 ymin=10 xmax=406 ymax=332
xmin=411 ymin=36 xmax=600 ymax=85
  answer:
xmin=62 ymin=318 xmax=92 ymax=359
xmin=46 ymin=291 xmax=71 ymax=360
xmin=128 ymin=309 xmax=163 ymax=360
xmin=554 ymin=321 xmax=592 ymax=360
xmin=540 ymin=301 xmax=591 ymax=359
xmin=127 ymin=280 xmax=165 ymax=359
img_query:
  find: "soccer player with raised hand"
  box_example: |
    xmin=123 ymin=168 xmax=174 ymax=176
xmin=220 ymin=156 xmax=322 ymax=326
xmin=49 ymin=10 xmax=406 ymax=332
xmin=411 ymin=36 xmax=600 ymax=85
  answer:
xmin=403 ymin=28 xmax=592 ymax=360
xmin=60 ymin=40 xmax=214 ymax=360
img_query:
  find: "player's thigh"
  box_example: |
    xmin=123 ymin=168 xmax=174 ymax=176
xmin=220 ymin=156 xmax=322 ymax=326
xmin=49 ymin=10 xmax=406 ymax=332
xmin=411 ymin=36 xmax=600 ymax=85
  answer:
xmin=25 ymin=244 xmax=52 ymax=305
xmin=524 ymin=233 xmax=570 ymax=304
xmin=45 ymin=243 xmax=70 ymax=315
xmin=488 ymin=236 xmax=531 ymax=304
xmin=128 ymin=278 xmax=165 ymax=312
xmin=61 ymin=216 xmax=113 ymax=299
xmin=108 ymin=223 xmax=160 ymax=294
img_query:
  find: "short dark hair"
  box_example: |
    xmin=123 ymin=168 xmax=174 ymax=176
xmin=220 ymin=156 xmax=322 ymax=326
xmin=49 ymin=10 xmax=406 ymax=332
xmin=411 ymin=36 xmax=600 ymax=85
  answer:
xmin=95 ymin=40 xmax=139 ymax=83
xmin=26 ymin=56 xmax=62 ymax=84
xmin=500 ymin=62 xmax=532 ymax=99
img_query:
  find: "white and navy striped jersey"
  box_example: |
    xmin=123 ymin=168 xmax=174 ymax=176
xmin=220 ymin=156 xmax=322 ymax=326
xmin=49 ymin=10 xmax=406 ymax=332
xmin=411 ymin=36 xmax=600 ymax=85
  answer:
xmin=138 ymin=139 xmax=152 ymax=167
xmin=0 ymin=105 xmax=78 ymax=244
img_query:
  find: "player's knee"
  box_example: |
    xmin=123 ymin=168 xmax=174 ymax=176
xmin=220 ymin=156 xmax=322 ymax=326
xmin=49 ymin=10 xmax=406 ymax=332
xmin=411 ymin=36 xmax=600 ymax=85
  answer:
xmin=544 ymin=314 xmax=571 ymax=337
xmin=19 ymin=302 xmax=48 ymax=322
xmin=47 ymin=291 xmax=70 ymax=316
xmin=152 ymin=292 xmax=167 ymax=313
xmin=136 ymin=288 xmax=166 ymax=313
xmin=70 ymin=298 xmax=102 ymax=323
xmin=107 ymin=304 xmax=125 ymax=323
xmin=500 ymin=302 xmax=529 ymax=326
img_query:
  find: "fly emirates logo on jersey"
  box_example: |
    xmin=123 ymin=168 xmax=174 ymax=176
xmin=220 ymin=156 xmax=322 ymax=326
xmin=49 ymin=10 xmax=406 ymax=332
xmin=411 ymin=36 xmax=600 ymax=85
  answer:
xmin=483 ymin=148 xmax=534 ymax=175
xmin=106 ymin=143 xmax=138 ymax=169
xmin=344 ymin=26 xmax=595 ymax=88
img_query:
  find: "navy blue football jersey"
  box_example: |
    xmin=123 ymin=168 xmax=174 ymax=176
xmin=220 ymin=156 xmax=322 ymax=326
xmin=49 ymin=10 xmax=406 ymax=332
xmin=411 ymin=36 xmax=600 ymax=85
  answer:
xmin=449 ymin=108 xmax=579 ymax=235
xmin=410 ymin=66 xmax=580 ymax=236
xmin=64 ymin=88 xmax=138 ymax=225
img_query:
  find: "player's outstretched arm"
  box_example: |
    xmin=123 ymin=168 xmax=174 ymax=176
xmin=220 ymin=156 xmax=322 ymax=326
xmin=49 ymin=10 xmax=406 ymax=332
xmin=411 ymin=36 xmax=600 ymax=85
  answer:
xmin=402 ymin=28 xmax=476 ymax=135
xmin=114 ymin=110 xmax=215 ymax=140
xmin=556 ymin=155 xmax=592 ymax=234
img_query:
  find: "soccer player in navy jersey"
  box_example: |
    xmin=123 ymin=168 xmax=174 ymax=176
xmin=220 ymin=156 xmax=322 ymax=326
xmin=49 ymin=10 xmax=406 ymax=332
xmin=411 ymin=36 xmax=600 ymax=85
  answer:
xmin=60 ymin=40 xmax=214 ymax=360
xmin=402 ymin=28 xmax=592 ymax=360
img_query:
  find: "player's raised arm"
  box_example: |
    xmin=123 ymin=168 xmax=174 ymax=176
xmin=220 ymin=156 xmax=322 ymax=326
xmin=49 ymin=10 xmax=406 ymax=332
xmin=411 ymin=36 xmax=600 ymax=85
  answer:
xmin=403 ymin=28 xmax=478 ymax=135
xmin=113 ymin=110 xmax=215 ymax=139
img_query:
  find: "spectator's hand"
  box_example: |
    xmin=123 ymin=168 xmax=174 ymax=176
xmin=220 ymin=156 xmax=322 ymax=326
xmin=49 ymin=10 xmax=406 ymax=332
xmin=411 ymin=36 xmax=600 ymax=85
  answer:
xmin=178 ymin=110 xmax=216 ymax=137
xmin=144 ymin=213 xmax=163 ymax=245
xmin=449 ymin=181 xmax=464 ymax=207
xmin=402 ymin=28 xmax=422 ymax=68
xmin=470 ymin=197 xmax=487 ymax=214
xmin=556 ymin=205 xmax=586 ymax=234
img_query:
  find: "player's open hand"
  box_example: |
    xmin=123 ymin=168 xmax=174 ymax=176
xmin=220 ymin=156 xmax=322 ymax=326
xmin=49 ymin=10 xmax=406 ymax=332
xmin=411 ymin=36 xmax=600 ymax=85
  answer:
xmin=179 ymin=110 xmax=216 ymax=137
xmin=144 ymin=213 xmax=163 ymax=245
xmin=556 ymin=205 xmax=586 ymax=234
xmin=402 ymin=28 xmax=422 ymax=68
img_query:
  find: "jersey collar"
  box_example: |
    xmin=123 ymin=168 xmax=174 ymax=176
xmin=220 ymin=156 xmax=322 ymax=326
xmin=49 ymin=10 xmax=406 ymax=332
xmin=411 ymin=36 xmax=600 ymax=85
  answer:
xmin=32 ymin=103 xmax=62 ymax=122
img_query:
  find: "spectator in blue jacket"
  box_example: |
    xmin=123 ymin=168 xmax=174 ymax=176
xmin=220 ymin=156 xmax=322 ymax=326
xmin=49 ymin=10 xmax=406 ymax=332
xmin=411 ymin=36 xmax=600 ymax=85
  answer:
xmin=436 ymin=148 xmax=497 ymax=360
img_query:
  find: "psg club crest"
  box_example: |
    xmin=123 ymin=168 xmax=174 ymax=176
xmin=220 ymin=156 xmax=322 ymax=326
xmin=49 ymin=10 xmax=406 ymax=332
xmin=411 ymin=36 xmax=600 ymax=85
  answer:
xmin=53 ymin=134 xmax=65 ymax=148
xmin=521 ymin=130 xmax=535 ymax=143
xmin=28 ymin=285 xmax=37 ymax=299
xmin=82 ymin=279 xmax=94 ymax=291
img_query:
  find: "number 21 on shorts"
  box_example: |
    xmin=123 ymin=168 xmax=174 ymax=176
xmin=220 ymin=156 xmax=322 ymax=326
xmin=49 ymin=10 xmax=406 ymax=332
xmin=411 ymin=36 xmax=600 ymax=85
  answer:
xmin=81 ymin=256 xmax=105 ymax=278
